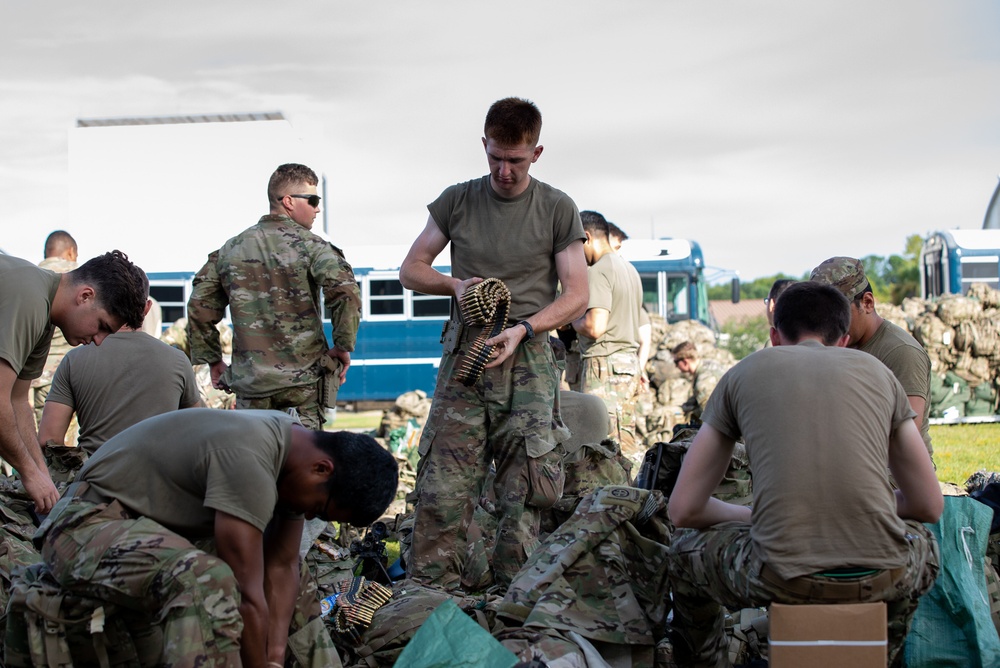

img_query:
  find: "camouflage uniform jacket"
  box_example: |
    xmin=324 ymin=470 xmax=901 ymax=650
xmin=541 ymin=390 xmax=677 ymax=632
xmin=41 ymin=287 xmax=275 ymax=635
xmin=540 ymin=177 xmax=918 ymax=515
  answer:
xmin=187 ymin=215 xmax=361 ymax=398
xmin=501 ymin=486 xmax=671 ymax=646
xmin=688 ymin=358 xmax=726 ymax=420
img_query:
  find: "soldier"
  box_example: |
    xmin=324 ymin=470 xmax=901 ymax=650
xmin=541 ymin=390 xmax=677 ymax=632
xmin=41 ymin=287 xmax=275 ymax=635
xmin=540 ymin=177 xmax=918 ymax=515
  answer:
xmin=571 ymin=210 xmax=644 ymax=460
xmin=187 ymin=163 xmax=362 ymax=430
xmin=765 ymin=279 xmax=795 ymax=328
xmin=666 ymin=281 xmax=942 ymax=668
xmin=811 ymin=256 xmax=934 ymax=458
xmin=607 ymin=221 xmax=652 ymax=394
xmin=671 ymin=341 xmax=725 ymax=424
xmin=31 ymin=231 xmax=78 ymax=434
xmin=399 ymin=96 xmax=588 ymax=588
xmin=607 ymin=220 xmax=628 ymax=253
xmin=762 ymin=278 xmax=795 ymax=349
xmin=37 ymin=299 xmax=203 ymax=457
xmin=33 ymin=408 xmax=398 ymax=668
xmin=0 ymin=249 xmax=147 ymax=512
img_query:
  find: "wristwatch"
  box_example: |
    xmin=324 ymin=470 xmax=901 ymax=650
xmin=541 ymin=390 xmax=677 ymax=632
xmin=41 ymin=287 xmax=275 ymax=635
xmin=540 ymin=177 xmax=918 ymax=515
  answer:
xmin=517 ymin=320 xmax=535 ymax=340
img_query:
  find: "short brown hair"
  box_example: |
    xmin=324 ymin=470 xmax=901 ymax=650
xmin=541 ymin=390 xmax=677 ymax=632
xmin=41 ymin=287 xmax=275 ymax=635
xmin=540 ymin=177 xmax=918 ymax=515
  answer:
xmin=267 ymin=163 xmax=318 ymax=208
xmin=671 ymin=341 xmax=698 ymax=362
xmin=44 ymin=230 xmax=77 ymax=259
xmin=484 ymin=97 xmax=542 ymax=146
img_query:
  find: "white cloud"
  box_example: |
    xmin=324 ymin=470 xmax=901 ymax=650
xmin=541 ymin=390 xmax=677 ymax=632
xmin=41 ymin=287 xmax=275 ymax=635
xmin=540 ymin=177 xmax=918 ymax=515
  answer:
xmin=0 ymin=1 xmax=998 ymax=280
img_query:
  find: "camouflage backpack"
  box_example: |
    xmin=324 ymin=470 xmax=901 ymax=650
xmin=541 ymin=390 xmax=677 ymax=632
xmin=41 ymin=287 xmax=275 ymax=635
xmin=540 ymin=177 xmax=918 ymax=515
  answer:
xmin=634 ymin=428 xmax=752 ymax=506
xmin=4 ymin=562 xmax=155 ymax=668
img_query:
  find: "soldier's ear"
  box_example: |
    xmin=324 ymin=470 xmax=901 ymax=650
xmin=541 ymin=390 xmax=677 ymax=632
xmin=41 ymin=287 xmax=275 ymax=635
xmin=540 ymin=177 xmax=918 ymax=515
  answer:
xmin=76 ymin=285 xmax=96 ymax=306
xmin=313 ymin=458 xmax=334 ymax=479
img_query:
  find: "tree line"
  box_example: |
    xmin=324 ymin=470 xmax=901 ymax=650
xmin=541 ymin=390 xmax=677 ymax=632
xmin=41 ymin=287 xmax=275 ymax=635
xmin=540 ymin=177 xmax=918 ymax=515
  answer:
xmin=706 ymin=235 xmax=924 ymax=359
xmin=707 ymin=234 xmax=923 ymax=306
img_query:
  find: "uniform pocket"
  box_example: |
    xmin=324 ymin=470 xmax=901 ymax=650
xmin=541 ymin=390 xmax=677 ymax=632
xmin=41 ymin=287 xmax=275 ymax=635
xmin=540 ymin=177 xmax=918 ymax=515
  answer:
xmin=609 ymin=352 xmax=639 ymax=376
xmin=524 ymin=433 xmax=565 ymax=509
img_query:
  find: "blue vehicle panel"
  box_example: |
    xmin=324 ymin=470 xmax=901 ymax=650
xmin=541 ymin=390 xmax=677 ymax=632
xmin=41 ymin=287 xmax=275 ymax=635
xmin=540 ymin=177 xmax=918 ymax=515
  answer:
xmin=921 ymin=229 xmax=1000 ymax=299
xmin=148 ymin=238 xmax=712 ymax=402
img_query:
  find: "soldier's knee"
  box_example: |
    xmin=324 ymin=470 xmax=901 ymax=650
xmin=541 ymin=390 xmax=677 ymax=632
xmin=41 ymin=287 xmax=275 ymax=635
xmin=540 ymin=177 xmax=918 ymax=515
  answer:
xmin=159 ymin=550 xmax=241 ymax=626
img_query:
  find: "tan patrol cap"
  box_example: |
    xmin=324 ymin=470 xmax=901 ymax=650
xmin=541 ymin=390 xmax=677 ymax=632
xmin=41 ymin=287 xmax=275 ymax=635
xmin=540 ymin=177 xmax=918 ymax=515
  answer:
xmin=810 ymin=256 xmax=868 ymax=300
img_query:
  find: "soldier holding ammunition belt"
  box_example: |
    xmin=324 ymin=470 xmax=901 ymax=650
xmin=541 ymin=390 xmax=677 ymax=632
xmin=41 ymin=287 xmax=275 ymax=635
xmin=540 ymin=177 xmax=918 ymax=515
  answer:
xmin=400 ymin=97 xmax=588 ymax=589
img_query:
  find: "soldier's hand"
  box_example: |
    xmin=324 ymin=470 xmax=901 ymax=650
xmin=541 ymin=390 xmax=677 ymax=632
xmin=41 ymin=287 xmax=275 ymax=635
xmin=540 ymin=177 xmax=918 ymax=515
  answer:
xmin=21 ymin=466 xmax=59 ymax=514
xmin=484 ymin=326 xmax=524 ymax=369
xmin=453 ymin=276 xmax=483 ymax=302
xmin=328 ymin=347 xmax=351 ymax=384
xmin=209 ymin=360 xmax=231 ymax=392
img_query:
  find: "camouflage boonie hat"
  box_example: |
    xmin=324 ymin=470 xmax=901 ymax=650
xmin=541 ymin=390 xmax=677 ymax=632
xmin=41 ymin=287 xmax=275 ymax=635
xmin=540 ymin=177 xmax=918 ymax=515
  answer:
xmin=810 ymin=256 xmax=868 ymax=300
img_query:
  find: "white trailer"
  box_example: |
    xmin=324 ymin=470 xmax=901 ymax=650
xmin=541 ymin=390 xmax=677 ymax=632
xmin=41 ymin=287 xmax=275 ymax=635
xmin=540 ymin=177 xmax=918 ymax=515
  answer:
xmin=60 ymin=112 xmax=325 ymax=274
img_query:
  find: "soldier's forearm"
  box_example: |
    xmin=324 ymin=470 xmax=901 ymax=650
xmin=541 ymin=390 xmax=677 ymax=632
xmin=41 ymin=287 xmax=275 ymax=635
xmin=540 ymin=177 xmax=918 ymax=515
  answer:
xmin=13 ymin=398 xmax=46 ymax=472
xmin=0 ymin=403 xmax=40 ymax=476
xmin=326 ymin=303 xmax=360 ymax=352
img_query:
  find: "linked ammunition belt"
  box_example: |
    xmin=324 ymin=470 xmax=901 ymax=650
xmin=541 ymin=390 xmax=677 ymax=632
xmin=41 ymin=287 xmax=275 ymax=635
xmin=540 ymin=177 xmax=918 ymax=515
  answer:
xmin=455 ymin=277 xmax=511 ymax=387
xmin=328 ymin=576 xmax=394 ymax=645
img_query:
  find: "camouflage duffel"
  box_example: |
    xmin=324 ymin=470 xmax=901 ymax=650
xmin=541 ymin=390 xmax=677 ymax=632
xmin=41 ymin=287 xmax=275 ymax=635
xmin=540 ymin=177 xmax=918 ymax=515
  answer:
xmin=342 ymin=579 xmax=498 ymax=668
xmin=493 ymin=625 xmax=593 ymax=666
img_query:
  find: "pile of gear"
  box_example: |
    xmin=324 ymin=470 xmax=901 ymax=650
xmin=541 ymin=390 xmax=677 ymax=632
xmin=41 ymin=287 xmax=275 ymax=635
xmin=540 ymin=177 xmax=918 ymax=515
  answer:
xmin=886 ymin=284 xmax=1000 ymax=419
xmin=635 ymin=317 xmax=736 ymax=446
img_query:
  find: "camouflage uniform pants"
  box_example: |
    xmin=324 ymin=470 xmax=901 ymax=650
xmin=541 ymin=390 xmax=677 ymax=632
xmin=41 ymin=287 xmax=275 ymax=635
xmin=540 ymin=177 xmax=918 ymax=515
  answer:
xmin=408 ymin=336 xmax=570 ymax=589
xmin=564 ymin=339 xmax=583 ymax=392
xmin=581 ymin=351 xmax=640 ymax=460
xmin=237 ymin=381 xmax=324 ymax=430
xmin=667 ymin=520 xmax=939 ymax=668
xmin=39 ymin=495 xmax=243 ymax=668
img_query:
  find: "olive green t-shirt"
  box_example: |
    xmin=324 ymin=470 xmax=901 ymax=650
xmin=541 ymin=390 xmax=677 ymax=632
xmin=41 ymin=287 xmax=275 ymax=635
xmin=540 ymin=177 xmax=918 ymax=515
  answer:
xmin=428 ymin=176 xmax=585 ymax=322
xmin=48 ymin=331 xmax=201 ymax=455
xmin=79 ymin=409 xmax=293 ymax=538
xmin=860 ymin=319 xmax=933 ymax=455
xmin=702 ymin=340 xmax=916 ymax=579
xmin=579 ymin=252 xmax=642 ymax=358
xmin=0 ymin=254 xmax=59 ymax=379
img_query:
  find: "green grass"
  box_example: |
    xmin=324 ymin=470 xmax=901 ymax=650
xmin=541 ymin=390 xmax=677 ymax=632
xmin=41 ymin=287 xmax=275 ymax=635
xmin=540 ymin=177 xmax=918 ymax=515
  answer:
xmin=324 ymin=409 xmax=1000 ymax=486
xmin=327 ymin=410 xmax=382 ymax=431
xmin=930 ymin=422 xmax=1000 ymax=486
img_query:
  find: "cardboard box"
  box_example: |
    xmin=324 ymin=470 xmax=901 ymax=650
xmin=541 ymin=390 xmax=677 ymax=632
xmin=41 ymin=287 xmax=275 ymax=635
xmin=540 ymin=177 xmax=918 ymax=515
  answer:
xmin=769 ymin=602 xmax=887 ymax=668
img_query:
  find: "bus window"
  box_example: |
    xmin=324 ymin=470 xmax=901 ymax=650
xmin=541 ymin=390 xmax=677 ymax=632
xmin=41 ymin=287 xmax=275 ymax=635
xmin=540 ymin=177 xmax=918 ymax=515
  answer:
xmin=413 ymin=292 xmax=450 ymax=318
xmin=639 ymin=275 xmax=658 ymax=315
xmin=665 ymin=275 xmax=691 ymax=322
xmin=369 ymin=278 xmax=405 ymax=317
xmin=960 ymin=257 xmax=999 ymax=292
xmin=638 ymin=273 xmax=691 ymax=322
xmin=149 ymin=283 xmax=187 ymax=324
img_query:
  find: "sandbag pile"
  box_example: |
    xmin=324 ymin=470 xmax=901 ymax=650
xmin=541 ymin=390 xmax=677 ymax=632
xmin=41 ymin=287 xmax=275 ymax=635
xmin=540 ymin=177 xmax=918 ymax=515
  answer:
xmin=374 ymin=390 xmax=433 ymax=518
xmin=890 ymin=284 xmax=1000 ymax=419
xmin=636 ymin=316 xmax=736 ymax=446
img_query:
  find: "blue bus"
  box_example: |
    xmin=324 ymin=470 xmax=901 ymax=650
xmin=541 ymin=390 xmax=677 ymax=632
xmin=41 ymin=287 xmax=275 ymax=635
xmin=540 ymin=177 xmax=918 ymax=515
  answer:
xmin=920 ymin=229 xmax=1000 ymax=299
xmin=149 ymin=238 xmax=713 ymax=403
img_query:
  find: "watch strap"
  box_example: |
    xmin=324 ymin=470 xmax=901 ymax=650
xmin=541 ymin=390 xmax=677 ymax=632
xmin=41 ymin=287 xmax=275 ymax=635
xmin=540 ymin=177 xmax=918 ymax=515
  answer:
xmin=517 ymin=320 xmax=535 ymax=340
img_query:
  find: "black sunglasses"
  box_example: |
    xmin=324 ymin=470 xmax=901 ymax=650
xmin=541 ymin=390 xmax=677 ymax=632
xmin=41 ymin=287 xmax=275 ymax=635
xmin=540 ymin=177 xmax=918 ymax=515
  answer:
xmin=288 ymin=194 xmax=321 ymax=207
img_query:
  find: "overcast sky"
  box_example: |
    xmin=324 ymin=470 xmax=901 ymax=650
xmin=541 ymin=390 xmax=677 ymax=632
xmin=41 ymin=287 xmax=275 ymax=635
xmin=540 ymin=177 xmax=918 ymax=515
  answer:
xmin=1 ymin=0 xmax=998 ymax=281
